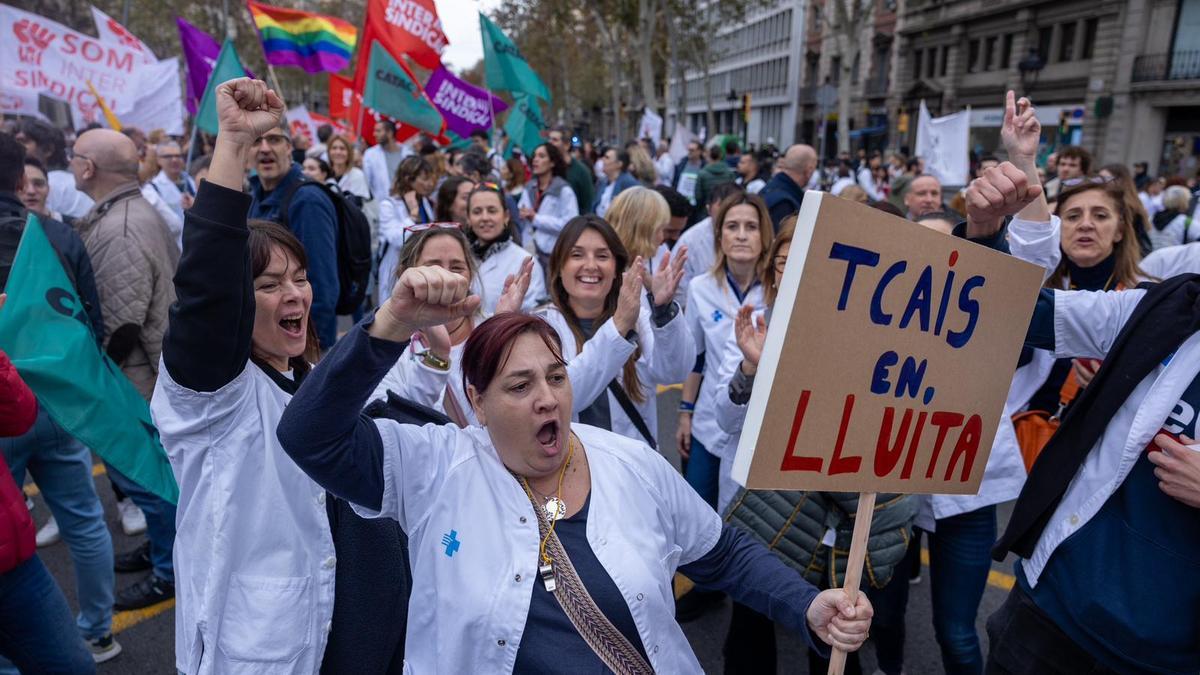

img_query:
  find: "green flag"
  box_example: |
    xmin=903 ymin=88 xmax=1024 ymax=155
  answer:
xmin=504 ymin=92 xmax=547 ymax=160
xmin=362 ymin=43 xmax=446 ymax=137
xmin=0 ymin=216 xmax=178 ymax=503
xmin=480 ymin=13 xmax=551 ymax=103
xmin=196 ymin=39 xmax=248 ymax=135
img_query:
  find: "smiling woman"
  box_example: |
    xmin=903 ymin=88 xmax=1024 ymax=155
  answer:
xmin=539 ymin=215 xmax=695 ymax=447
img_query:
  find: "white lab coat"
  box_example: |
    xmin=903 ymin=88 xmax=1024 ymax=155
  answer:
xmin=362 ymin=144 xmax=412 ymax=209
xmin=336 ymin=167 xmax=371 ymax=202
xmin=1021 ymin=286 xmax=1200 ymax=585
xmin=376 ymin=195 xmax=434 ymax=306
xmin=676 ymin=217 xmax=716 ymax=309
xmin=654 ymin=154 xmax=675 ymax=187
xmin=368 ymin=309 xmax=630 ymax=428
xmin=473 ymin=240 xmax=547 ymax=314
xmin=856 ymin=167 xmax=884 ymax=201
xmin=150 ymin=169 xmax=196 ymax=225
xmin=369 ymin=338 xmax=477 ymax=427
xmin=539 ymin=303 xmax=694 ymax=445
xmin=354 ymin=421 xmax=722 ymax=673
xmin=48 ymin=169 xmax=93 ymax=219
xmin=517 ymin=178 xmax=579 ymax=256
xmin=140 ymin=183 xmax=183 ymax=251
xmin=685 ymin=271 xmax=765 ymax=451
xmin=152 ymin=361 xmax=334 ymax=675
xmin=1141 ymin=242 xmax=1200 ymax=278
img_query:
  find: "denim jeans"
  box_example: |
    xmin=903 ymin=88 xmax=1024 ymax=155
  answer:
xmin=0 ymin=408 xmax=113 ymax=639
xmin=0 ymin=556 xmax=95 ymax=674
xmin=928 ymin=505 xmax=997 ymax=675
xmin=683 ymin=435 xmax=719 ymax=509
xmin=104 ymin=464 xmax=175 ymax=583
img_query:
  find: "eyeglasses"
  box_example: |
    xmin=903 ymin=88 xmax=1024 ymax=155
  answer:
xmin=70 ymin=152 xmax=95 ymax=166
xmin=404 ymin=221 xmax=463 ymax=235
xmin=473 ymin=181 xmax=503 ymax=193
xmin=252 ymin=134 xmax=290 ymax=148
xmin=1061 ymin=175 xmax=1112 ymax=188
xmin=158 ymin=153 xmax=183 ymax=160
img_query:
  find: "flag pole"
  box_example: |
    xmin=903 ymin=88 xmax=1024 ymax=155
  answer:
xmin=478 ymin=8 xmax=502 ymax=158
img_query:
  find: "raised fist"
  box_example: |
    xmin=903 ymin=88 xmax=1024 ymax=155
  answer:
xmin=214 ymin=78 xmax=286 ymax=148
xmin=965 ymin=162 xmax=1043 ymax=237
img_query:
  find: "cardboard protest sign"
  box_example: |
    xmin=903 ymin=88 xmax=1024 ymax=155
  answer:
xmin=731 ymin=192 xmax=1043 ymax=494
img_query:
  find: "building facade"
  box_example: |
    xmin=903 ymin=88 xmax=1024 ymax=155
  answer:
xmin=665 ymin=1 xmax=807 ymax=148
xmin=796 ymin=0 xmax=901 ymax=158
xmin=889 ymin=0 xmax=1200 ymax=176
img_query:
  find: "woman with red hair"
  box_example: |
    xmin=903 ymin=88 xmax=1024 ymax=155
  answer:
xmin=277 ymin=272 xmax=876 ymax=672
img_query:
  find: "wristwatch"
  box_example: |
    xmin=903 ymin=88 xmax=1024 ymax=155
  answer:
xmin=419 ymin=350 xmax=450 ymax=371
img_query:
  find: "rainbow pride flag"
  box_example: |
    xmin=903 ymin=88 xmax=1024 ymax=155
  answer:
xmin=247 ymin=0 xmax=357 ymax=74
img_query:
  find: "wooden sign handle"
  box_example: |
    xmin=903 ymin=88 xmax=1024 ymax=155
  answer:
xmin=826 ymin=491 xmax=877 ymax=675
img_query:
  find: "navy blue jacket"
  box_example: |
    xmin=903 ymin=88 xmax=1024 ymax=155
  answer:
xmin=249 ymin=165 xmax=339 ymax=349
xmin=760 ymin=172 xmax=808 ymax=232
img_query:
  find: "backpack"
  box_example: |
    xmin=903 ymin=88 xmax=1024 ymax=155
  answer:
xmin=280 ymin=181 xmax=373 ymax=314
xmin=0 ymin=212 xmax=25 ymax=292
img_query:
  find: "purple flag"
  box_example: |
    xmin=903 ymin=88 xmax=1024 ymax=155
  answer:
xmin=176 ymin=18 xmax=220 ymax=116
xmin=426 ymin=66 xmax=509 ymax=139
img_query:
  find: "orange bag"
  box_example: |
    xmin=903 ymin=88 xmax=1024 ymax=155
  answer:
xmin=1012 ymin=368 xmax=1081 ymax=472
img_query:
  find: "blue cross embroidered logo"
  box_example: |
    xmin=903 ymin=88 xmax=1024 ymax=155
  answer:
xmin=712 ymin=309 xmax=724 ymax=323
xmin=441 ymin=530 xmax=461 ymax=557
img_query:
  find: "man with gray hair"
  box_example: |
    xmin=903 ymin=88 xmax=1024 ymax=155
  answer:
xmin=149 ymin=140 xmax=195 ymax=226
xmin=760 ymin=143 xmax=817 ymax=230
xmin=71 ymin=128 xmax=180 ymax=611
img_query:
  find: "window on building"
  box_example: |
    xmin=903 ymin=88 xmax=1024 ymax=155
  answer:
xmin=940 ymin=45 xmax=950 ymax=76
xmin=1082 ymin=18 xmax=1099 ymax=59
xmin=1038 ymin=26 xmax=1053 ymax=60
xmin=926 ymin=46 xmax=936 ymax=77
xmin=1059 ymin=22 xmax=1076 ymax=61
xmin=913 ymin=50 xmax=923 ymax=79
xmin=852 ymin=51 xmax=861 ymax=84
xmin=1001 ymin=33 xmax=1014 ymax=69
xmin=968 ymin=39 xmax=981 ymax=73
xmin=984 ymin=36 xmax=997 ymax=70
xmin=831 ymin=56 xmax=842 ymax=85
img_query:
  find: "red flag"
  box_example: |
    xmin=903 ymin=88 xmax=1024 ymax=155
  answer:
xmin=362 ymin=0 xmax=447 ymax=71
xmin=329 ymin=74 xmax=355 ymax=122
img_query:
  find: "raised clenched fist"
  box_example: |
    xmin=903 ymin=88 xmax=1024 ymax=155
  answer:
xmin=215 ymin=78 xmax=286 ymax=148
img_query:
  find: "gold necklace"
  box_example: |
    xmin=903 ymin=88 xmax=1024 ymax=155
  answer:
xmin=518 ymin=435 xmax=575 ymax=593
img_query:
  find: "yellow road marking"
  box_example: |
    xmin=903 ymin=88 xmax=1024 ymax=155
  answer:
xmin=113 ymin=599 xmax=175 ymax=634
xmin=23 ymin=463 xmax=107 ymax=498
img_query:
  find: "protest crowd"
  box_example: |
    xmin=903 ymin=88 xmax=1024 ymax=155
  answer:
xmin=0 ymin=1 xmax=1198 ymax=674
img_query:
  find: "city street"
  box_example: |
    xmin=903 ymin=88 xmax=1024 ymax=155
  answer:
xmin=28 ymin=386 xmax=1017 ymax=674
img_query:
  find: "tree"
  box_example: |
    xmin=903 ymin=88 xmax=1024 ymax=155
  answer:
xmin=818 ymin=0 xmax=876 ymax=154
xmin=669 ymin=0 xmax=770 ymax=138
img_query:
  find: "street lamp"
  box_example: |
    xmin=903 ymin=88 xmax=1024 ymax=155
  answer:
xmin=1018 ymin=48 xmax=1046 ymax=96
